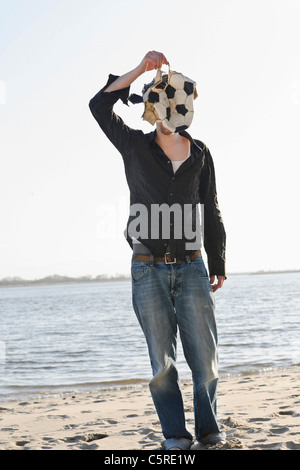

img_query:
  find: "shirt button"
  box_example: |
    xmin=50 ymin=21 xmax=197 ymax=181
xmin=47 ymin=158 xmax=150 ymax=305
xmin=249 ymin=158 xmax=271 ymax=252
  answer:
xmin=170 ymin=193 xmax=173 ymax=196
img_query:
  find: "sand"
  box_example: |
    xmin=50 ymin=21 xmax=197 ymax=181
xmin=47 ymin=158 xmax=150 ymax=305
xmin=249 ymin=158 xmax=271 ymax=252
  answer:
xmin=0 ymin=369 xmax=299 ymax=451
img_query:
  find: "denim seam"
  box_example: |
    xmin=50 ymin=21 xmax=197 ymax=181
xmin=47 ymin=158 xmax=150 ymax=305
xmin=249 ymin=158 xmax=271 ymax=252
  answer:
xmin=173 ymin=269 xmax=182 ymax=297
xmin=191 ymin=261 xmax=208 ymax=278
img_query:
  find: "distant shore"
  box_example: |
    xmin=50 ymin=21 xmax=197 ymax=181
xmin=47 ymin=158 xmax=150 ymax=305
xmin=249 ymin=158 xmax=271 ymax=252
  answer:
xmin=0 ymin=274 xmax=131 ymax=288
xmin=0 ymin=270 xmax=299 ymax=288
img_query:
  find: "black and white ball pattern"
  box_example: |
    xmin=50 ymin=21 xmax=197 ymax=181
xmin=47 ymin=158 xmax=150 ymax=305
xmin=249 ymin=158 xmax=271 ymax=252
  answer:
xmin=143 ymin=71 xmax=197 ymax=133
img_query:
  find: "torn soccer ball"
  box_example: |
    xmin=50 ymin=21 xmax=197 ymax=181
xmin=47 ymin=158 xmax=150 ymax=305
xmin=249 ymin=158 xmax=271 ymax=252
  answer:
xmin=129 ymin=66 xmax=198 ymax=133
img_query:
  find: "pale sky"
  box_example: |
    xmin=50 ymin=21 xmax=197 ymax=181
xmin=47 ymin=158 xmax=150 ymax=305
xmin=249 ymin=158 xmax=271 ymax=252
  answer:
xmin=0 ymin=0 xmax=299 ymax=279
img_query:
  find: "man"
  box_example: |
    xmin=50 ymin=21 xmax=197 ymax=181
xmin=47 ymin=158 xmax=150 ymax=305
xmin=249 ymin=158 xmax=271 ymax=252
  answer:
xmin=89 ymin=51 xmax=226 ymax=450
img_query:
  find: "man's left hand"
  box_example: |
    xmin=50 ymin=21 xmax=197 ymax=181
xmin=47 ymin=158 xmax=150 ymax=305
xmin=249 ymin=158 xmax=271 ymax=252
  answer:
xmin=210 ymin=275 xmax=226 ymax=292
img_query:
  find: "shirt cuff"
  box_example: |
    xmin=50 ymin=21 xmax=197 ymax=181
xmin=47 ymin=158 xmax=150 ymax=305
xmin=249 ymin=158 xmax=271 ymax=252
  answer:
xmin=208 ymin=258 xmax=227 ymax=279
xmin=98 ymin=74 xmax=131 ymax=105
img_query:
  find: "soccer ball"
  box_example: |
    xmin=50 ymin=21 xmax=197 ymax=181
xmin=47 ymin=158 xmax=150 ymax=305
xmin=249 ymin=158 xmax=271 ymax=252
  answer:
xmin=142 ymin=69 xmax=198 ymax=133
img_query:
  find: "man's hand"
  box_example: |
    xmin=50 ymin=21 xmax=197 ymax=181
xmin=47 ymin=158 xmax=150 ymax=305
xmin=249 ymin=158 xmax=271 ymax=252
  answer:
xmin=138 ymin=51 xmax=169 ymax=74
xmin=210 ymin=275 xmax=226 ymax=293
xmin=104 ymin=51 xmax=169 ymax=94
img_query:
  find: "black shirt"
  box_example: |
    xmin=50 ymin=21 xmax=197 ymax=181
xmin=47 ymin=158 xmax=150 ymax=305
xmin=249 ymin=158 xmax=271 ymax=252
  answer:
xmin=89 ymin=74 xmax=226 ymax=277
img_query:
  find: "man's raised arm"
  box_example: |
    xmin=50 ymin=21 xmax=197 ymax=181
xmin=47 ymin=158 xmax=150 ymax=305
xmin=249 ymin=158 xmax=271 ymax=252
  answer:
xmin=88 ymin=51 xmax=168 ymax=157
xmin=104 ymin=51 xmax=168 ymax=93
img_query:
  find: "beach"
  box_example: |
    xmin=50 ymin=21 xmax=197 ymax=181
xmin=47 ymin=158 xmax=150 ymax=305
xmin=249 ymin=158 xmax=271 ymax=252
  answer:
xmin=0 ymin=368 xmax=299 ymax=451
xmin=1 ymin=274 xmax=299 ymax=452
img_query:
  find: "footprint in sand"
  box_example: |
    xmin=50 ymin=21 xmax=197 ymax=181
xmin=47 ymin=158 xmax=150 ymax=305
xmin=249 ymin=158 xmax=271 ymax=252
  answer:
xmin=107 ymin=419 xmax=119 ymax=425
xmin=1 ymin=425 xmax=19 ymax=432
xmin=46 ymin=414 xmax=70 ymax=420
xmin=278 ymin=410 xmax=295 ymax=416
xmin=15 ymin=440 xmax=30 ymax=447
xmin=284 ymin=441 xmax=300 ymax=450
xmin=269 ymin=425 xmax=290 ymax=434
xmin=248 ymin=417 xmax=272 ymax=422
xmin=63 ymin=432 xmax=108 ymax=443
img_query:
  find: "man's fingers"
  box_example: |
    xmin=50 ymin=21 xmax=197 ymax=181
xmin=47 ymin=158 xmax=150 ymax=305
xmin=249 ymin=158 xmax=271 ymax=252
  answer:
xmin=163 ymin=54 xmax=169 ymax=65
xmin=146 ymin=51 xmax=160 ymax=64
xmin=144 ymin=51 xmax=168 ymax=70
xmin=210 ymin=275 xmax=225 ymax=292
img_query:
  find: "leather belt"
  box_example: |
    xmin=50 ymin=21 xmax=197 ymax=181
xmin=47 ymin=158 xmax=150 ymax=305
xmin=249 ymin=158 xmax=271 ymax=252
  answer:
xmin=132 ymin=250 xmax=201 ymax=264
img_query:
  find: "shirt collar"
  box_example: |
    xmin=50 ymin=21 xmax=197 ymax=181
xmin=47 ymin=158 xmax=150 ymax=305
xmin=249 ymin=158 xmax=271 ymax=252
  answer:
xmin=146 ymin=129 xmax=203 ymax=156
xmin=146 ymin=129 xmax=193 ymax=142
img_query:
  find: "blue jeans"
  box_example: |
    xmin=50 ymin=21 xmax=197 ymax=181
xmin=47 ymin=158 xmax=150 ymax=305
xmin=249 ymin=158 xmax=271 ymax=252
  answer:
xmin=131 ymin=255 xmax=225 ymax=450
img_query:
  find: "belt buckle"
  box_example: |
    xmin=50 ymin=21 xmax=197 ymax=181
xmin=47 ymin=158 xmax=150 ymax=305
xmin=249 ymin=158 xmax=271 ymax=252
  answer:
xmin=164 ymin=252 xmax=177 ymax=264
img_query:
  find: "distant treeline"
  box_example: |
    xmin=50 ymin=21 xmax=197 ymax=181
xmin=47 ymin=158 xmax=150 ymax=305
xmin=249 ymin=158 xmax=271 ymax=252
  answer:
xmin=0 ymin=274 xmax=131 ymax=288
xmin=1 ymin=270 xmax=299 ymax=288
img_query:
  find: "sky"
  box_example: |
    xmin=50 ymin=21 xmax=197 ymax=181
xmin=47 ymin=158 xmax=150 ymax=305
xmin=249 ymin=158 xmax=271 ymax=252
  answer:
xmin=0 ymin=0 xmax=299 ymax=279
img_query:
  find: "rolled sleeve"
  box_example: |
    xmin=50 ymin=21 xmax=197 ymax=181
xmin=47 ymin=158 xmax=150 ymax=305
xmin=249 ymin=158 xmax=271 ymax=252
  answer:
xmin=89 ymin=74 xmax=130 ymax=110
xmin=89 ymin=74 xmax=144 ymax=158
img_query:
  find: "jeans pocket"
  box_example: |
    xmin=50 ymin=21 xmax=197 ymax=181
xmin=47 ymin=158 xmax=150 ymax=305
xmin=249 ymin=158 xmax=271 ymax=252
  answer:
xmin=131 ymin=262 xmax=150 ymax=284
xmin=191 ymin=258 xmax=209 ymax=278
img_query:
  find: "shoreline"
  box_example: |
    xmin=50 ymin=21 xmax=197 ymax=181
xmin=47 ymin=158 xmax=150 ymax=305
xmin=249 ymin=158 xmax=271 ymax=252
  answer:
xmin=1 ymin=270 xmax=299 ymax=289
xmin=0 ymin=367 xmax=299 ymax=450
xmin=1 ymin=365 xmax=299 ymax=404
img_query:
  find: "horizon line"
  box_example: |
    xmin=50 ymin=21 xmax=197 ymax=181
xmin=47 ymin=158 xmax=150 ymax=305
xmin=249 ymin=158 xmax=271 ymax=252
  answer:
xmin=0 ymin=269 xmax=299 ymax=287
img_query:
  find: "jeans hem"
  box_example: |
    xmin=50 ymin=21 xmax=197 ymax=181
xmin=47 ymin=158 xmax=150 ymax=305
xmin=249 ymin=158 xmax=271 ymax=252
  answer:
xmin=163 ymin=437 xmax=193 ymax=450
xmin=198 ymin=431 xmax=226 ymax=445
